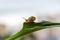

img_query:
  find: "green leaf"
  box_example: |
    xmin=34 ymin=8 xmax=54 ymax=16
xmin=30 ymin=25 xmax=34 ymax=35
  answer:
xmin=5 ymin=21 xmax=60 ymax=40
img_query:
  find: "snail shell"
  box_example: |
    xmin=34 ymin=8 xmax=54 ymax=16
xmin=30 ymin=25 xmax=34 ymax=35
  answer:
xmin=25 ymin=16 xmax=36 ymax=23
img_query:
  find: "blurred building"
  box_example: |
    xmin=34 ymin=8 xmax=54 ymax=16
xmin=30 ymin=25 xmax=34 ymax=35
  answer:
xmin=0 ymin=23 xmax=10 ymax=40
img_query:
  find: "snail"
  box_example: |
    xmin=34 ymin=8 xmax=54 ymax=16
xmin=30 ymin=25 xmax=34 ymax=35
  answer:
xmin=23 ymin=16 xmax=36 ymax=23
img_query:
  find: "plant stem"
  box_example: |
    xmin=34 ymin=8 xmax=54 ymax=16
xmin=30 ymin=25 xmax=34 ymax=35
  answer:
xmin=5 ymin=21 xmax=60 ymax=40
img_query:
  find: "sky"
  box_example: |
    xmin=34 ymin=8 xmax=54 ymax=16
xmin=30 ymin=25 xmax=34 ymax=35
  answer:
xmin=0 ymin=0 xmax=60 ymax=35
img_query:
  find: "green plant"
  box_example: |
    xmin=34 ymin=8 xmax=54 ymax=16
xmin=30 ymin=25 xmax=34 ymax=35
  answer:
xmin=5 ymin=16 xmax=60 ymax=40
xmin=5 ymin=21 xmax=60 ymax=40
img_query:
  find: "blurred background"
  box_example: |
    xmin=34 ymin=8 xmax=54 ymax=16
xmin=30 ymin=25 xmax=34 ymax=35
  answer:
xmin=0 ymin=0 xmax=60 ymax=40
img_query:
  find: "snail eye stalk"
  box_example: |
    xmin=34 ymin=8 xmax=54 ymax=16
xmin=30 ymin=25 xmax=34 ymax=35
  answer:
xmin=24 ymin=16 xmax=36 ymax=23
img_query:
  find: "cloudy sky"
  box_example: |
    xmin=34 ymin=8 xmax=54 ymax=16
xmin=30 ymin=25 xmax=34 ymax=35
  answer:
xmin=0 ymin=0 xmax=60 ymax=15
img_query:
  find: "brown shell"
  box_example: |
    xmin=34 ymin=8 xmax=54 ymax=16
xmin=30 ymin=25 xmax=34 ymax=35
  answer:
xmin=25 ymin=16 xmax=36 ymax=23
